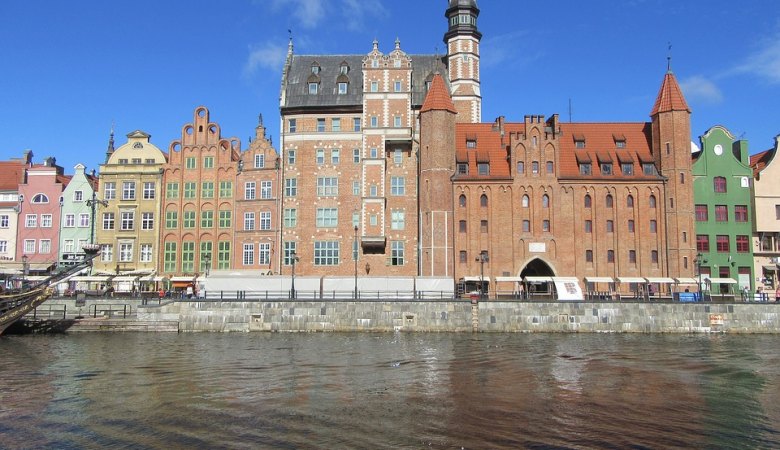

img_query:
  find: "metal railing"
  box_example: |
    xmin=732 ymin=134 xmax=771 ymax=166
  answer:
xmin=89 ymin=304 xmax=131 ymax=318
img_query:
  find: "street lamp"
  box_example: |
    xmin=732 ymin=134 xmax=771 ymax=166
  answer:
xmin=203 ymin=254 xmax=211 ymax=277
xmin=476 ymin=251 xmax=488 ymax=301
xmin=354 ymin=225 xmax=358 ymax=299
xmin=86 ymin=190 xmax=108 ymax=245
xmin=695 ymin=252 xmax=707 ymax=298
xmin=21 ymin=254 xmax=29 ymax=285
xmin=290 ymin=251 xmax=300 ymax=299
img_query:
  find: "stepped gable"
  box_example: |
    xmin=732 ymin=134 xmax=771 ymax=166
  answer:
xmin=421 ymin=73 xmax=457 ymax=114
xmin=650 ymin=71 xmax=690 ymax=116
xmin=558 ymin=122 xmax=656 ymax=180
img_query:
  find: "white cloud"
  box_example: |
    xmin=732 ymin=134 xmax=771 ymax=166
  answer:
xmin=680 ymin=75 xmax=723 ymax=104
xmin=269 ymin=0 xmax=326 ymax=29
xmin=480 ymin=30 xmax=536 ymax=69
xmin=732 ymin=31 xmax=780 ymax=84
xmin=340 ymin=0 xmax=387 ymax=31
xmin=244 ymin=41 xmax=288 ymax=78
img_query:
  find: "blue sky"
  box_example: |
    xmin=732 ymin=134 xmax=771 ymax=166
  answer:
xmin=1 ymin=0 xmax=779 ymax=172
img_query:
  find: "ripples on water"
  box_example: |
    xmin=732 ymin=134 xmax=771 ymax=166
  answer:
xmin=1 ymin=333 xmax=780 ymax=449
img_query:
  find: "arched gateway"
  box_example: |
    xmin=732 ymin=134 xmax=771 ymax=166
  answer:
xmin=520 ymin=258 xmax=556 ymax=296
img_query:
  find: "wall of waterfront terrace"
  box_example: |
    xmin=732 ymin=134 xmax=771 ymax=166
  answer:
xmin=136 ymin=300 xmax=780 ymax=333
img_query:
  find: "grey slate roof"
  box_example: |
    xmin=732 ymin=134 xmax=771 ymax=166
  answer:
xmin=282 ymin=54 xmax=449 ymax=110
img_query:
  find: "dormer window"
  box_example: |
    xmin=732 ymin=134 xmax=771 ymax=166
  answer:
xmin=574 ymin=134 xmax=586 ymax=148
xmin=339 ymin=63 xmax=348 ymax=75
xmin=308 ymin=82 xmax=319 ymax=95
xmin=600 ymin=162 xmax=613 ymax=175
xmin=311 ymin=63 xmax=320 ymax=75
xmin=466 ymin=139 xmax=477 ymax=148
xmin=338 ymin=82 xmax=348 ymax=95
xmin=616 ymin=140 xmax=626 ymax=148
xmin=613 ymin=133 xmax=626 ymax=148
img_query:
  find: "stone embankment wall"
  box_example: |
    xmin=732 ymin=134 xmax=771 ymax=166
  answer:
xmin=136 ymin=300 xmax=780 ymax=333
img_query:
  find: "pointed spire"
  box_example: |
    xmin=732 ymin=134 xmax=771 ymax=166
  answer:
xmin=421 ymin=73 xmax=457 ymax=114
xmin=395 ymin=37 xmax=401 ymax=50
xmin=650 ymin=69 xmax=690 ymax=116
xmin=105 ymin=122 xmax=115 ymax=163
xmin=372 ymin=38 xmax=379 ymax=51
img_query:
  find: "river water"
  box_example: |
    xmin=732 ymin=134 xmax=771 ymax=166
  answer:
xmin=1 ymin=332 xmax=779 ymax=449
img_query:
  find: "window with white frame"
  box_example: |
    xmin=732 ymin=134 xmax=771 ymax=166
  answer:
xmin=79 ymin=213 xmax=90 ymax=227
xmin=284 ymin=208 xmax=297 ymax=228
xmin=122 ymin=181 xmax=136 ymax=200
xmin=285 ymin=178 xmax=297 ymax=197
xmin=24 ymin=239 xmax=35 ymax=253
xmin=370 ymin=147 xmax=378 ymax=158
xmin=255 ymin=154 xmax=265 ymax=168
xmin=352 ymin=212 xmax=359 ymax=227
xmin=353 ymin=181 xmax=360 ymax=195
xmin=314 ymin=241 xmax=339 ymax=265
xmin=244 ymin=212 xmax=255 ymax=231
xmin=0 ymin=215 xmax=8 ymax=228
xmin=103 ymin=212 xmax=115 ymax=230
xmin=41 ymin=214 xmax=52 ymax=228
xmin=391 ymin=177 xmax=405 ymax=195
xmin=120 ymin=211 xmax=134 ymax=230
xmin=391 ymin=210 xmax=405 ymax=230
xmin=258 ymin=243 xmax=270 ymax=265
xmin=332 ymin=118 xmax=341 ymax=132
xmin=26 ymin=214 xmax=37 ymax=228
xmin=287 ymin=150 xmax=296 ymax=165
xmin=64 ymin=240 xmax=74 ymax=253
xmin=331 ymin=149 xmax=340 ymax=164
xmin=243 ymin=244 xmax=254 ymax=265
xmin=261 ymin=181 xmax=272 ymax=199
xmin=390 ymin=241 xmax=404 ymax=266
xmin=77 ymin=239 xmax=87 ymax=252
xmin=74 ymin=190 xmax=84 ymax=202
xmin=244 ymin=182 xmax=256 ymax=200
xmin=0 ymin=240 xmax=7 ymax=254
xmin=104 ymin=182 xmax=116 ymax=200
xmin=316 ymin=208 xmax=338 ymax=227
xmin=393 ymin=150 xmax=403 ymax=164
xmin=31 ymin=194 xmax=48 ymax=203
xmin=101 ymin=244 xmax=113 ymax=262
xmin=64 ymin=214 xmax=75 ymax=227
xmin=317 ymin=177 xmax=338 ymax=196
xmin=353 ymin=118 xmax=361 ymax=132
xmin=39 ymin=239 xmax=51 ymax=254
xmin=283 ymin=241 xmax=297 ymax=265
xmin=394 ymin=116 xmax=402 ymax=128
xmin=316 ymin=149 xmax=325 ymax=165
xmin=394 ymin=81 xmax=402 ymax=92
xmin=370 ymin=116 xmax=378 ymax=127
xmin=260 ymin=211 xmax=271 ymax=230
xmin=119 ymin=243 xmax=133 ymax=262
xmin=140 ymin=244 xmax=153 ymax=262
xmin=143 ymin=182 xmax=155 ymax=199
xmin=142 ymin=212 xmax=154 ymax=230
xmin=353 ymin=148 xmax=360 ymax=163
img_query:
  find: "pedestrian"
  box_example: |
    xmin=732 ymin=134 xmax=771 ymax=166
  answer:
xmin=158 ymin=288 xmax=164 ymax=299
xmin=776 ymin=286 xmax=780 ymax=303
xmin=186 ymin=285 xmax=194 ymax=299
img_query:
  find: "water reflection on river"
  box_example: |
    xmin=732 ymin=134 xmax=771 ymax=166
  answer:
xmin=1 ymin=333 xmax=779 ymax=448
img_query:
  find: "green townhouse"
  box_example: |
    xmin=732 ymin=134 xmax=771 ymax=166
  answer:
xmin=693 ymin=125 xmax=754 ymax=295
xmin=59 ymin=163 xmax=97 ymax=269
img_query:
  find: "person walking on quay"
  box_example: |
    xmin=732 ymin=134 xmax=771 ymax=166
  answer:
xmin=775 ymin=286 xmax=780 ymax=303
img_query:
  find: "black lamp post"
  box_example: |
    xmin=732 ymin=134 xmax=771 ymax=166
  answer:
xmin=203 ymin=254 xmax=211 ymax=277
xmin=695 ymin=252 xmax=707 ymax=296
xmin=476 ymin=251 xmax=488 ymax=300
xmin=354 ymin=225 xmax=358 ymax=299
xmin=290 ymin=251 xmax=300 ymax=299
xmin=86 ymin=189 xmax=108 ymax=245
xmin=21 ymin=254 xmax=28 ymax=285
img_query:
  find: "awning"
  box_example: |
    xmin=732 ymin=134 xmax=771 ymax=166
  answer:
xmin=524 ymin=276 xmax=553 ymax=282
xmin=0 ymin=268 xmax=21 ymax=275
xmin=170 ymin=276 xmax=195 ymax=282
xmin=552 ymin=277 xmax=579 ymax=282
xmin=72 ymin=276 xmax=111 ymax=282
xmin=463 ymin=276 xmax=490 ymax=283
xmin=675 ymin=277 xmax=698 ymax=284
xmin=617 ymin=277 xmax=646 ymax=284
xmin=585 ymin=276 xmax=614 ymax=283
xmin=762 ymin=265 xmax=779 ymax=271
xmin=495 ymin=276 xmax=523 ymax=282
xmin=645 ymin=277 xmax=675 ymax=284
xmin=707 ymin=277 xmax=738 ymax=284
xmin=112 ymin=276 xmax=138 ymax=282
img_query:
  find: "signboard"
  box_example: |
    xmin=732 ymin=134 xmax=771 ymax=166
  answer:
xmin=529 ymin=242 xmax=546 ymax=253
xmin=678 ymin=292 xmax=698 ymax=302
xmin=709 ymin=314 xmax=724 ymax=326
xmin=554 ymin=280 xmax=584 ymax=301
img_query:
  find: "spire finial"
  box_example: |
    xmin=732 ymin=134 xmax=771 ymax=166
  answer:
xmin=667 ymin=42 xmax=673 ymax=73
xmin=258 ymin=113 xmax=264 ymax=126
xmin=395 ymin=37 xmax=401 ymax=50
xmin=287 ymin=29 xmax=294 ymax=53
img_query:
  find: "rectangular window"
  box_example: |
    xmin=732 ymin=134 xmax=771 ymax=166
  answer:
xmin=394 ymin=80 xmax=402 ymax=92
xmin=317 ymin=118 xmax=325 ymax=132
xmin=183 ymin=211 xmax=195 ymax=228
xmin=532 ymin=161 xmax=539 ymax=173
xmin=650 ymin=220 xmax=657 ymax=233
xmin=254 ymin=154 xmax=265 ymax=168
xmin=331 ymin=118 xmax=341 ymax=132
xmin=353 ymin=148 xmax=360 ymax=163
xmin=201 ymin=210 xmax=213 ymax=228
xmin=370 ymin=185 xmax=378 ymax=197
xmin=542 ymin=220 xmax=550 ymax=232
xmin=101 ymin=244 xmax=113 ymax=262
xmin=370 ymin=81 xmax=378 ymax=92
xmin=697 ymin=234 xmax=709 ymax=252
xmin=459 ymin=220 xmax=467 ymax=233
xmin=734 ymin=205 xmax=748 ymax=222
xmin=390 ymin=241 xmax=404 ymax=266
xmin=391 ymin=210 xmax=405 ymax=230
xmin=284 ymin=208 xmax=297 ymax=228
xmin=219 ymin=210 xmax=231 ymax=228
xmin=353 ymin=181 xmax=360 ymax=196
xmin=119 ymin=242 xmax=133 ymax=262
xmin=517 ymin=161 xmax=525 ymax=174
xmin=204 ymin=156 xmax=214 ymax=169
xmin=628 ymin=219 xmax=635 ymax=233
xmin=122 ymin=181 xmax=136 ymax=200
xmin=607 ymin=250 xmax=615 ymax=263
xmin=600 ymin=163 xmax=613 ymax=175
xmin=288 ymin=119 xmax=297 ymax=133
xmin=585 ymin=249 xmax=593 ymax=262
xmin=260 ymin=211 xmax=271 ymax=230
xmin=219 ymin=181 xmax=232 ymax=198
xmin=621 ymin=163 xmax=633 ymax=175
xmin=643 ymin=163 xmax=656 ymax=175
xmin=166 ymin=182 xmax=179 ymax=199
xmin=285 ymin=178 xmax=297 ymax=197
xmin=184 ymin=182 xmax=196 ymax=199
xmin=182 ymin=241 xmax=195 ymax=272
xmin=143 ymin=182 xmax=156 ymax=199
xmin=260 ymin=181 xmax=272 ymax=199
xmin=243 ymin=243 xmax=254 ymax=266
xmin=716 ymin=235 xmax=730 ymax=253
xmin=394 ymin=116 xmax=402 ymax=128
xmin=288 ymin=150 xmax=296 ymax=165
xmin=480 ymin=220 xmax=488 ymax=233
xmin=651 ymin=250 xmax=659 ymax=264
xmin=309 ymin=82 xmax=319 ymax=94
xmin=317 ymin=177 xmax=338 ymax=196
xmin=63 ymin=214 xmax=74 ymax=228
xmin=338 ymin=82 xmax=348 ymax=94
xmin=331 ymin=149 xmax=340 ymax=165
xmin=736 ymin=235 xmax=749 ymax=253
xmin=63 ymin=240 xmax=74 ymax=253
xmin=164 ymin=242 xmax=177 ymax=272
xmin=41 ymin=214 xmax=52 ymax=228
xmin=244 ymin=212 xmax=255 ymax=231
xmin=629 ymin=250 xmax=636 ymax=264
xmin=165 ymin=211 xmax=178 ymax=229
xmin=370 ymin=116 xmax=378 ymax=128
xmin=585 ymin=220 xmax=592 ymax=233
xmin=140 ymin=244 xmax=153 ymax=262
xmin=104 ymin=182 xmax=116 ymax=200
xmin=0 ymin=215 xmax=8 ymax=228
xmin=370 ymin=147 xmax=378 ymax=158
xmin=458 ymin=163 xmax=468 ymax=175
xmin=390 ymin=177 xmax=405 ymax=195
xmin=393 ymin=150 xmax=403 ymax=164
xmin=217 ymin=241 xmax=230 ymax=269
xmin=523 ymin=220 xmax=530 ymax=232
xmin=316 ymin=208 xmax=338 ymax=227
xmin=120 ymin=211 xmax=134 ymax=230
xmin=283 ymin=241 xmax=297 ymax=266
xmin=606 ymin=220 xmax=614 ymax=233
xmin=715 ymin=205 xmax=728 ymax=222
xmin=316 ymin=149 xmax=325 ymax=165
xmin=39 ymin=239 xmax=51 ymax=254
xmin=24 ymin=239 xmax=35 ymax=253
xmin=695 ymin=204 xmax=708 ymax=222
xmin=73 ymin=190 xmax=83 ymax=202
xmin=142 ymin=212 xmax=154 ymax=230
xmin=78 ymin=213 xmax=89 ymax=227
xmin=579 ymin=163 xmax=591 ymax=175
xmin=244 ymin=182 xmax=256 ymax=200
xmin=200 ymin=242 xmax=213 ymax=272
xmin=258 ymin=243 xmax=271 ymax=265
xmin=353 ymin=118 xmax=361 ymax=132
xmin=314 ymin=241 xmax=339 ymax=265
xmin=478 ymin=163 xmax=489 ymax=175
xmin=185 ymin=157 xmax=196 ymax=169
xmin=201 ymin=182 xmax=214 ymax=199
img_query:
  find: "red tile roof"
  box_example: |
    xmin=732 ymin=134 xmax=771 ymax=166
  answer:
xmin=453 ymin=123 xmax=513 ymax=179
xmin=559 ymin=122 xmax=657 ymax=180
xmin=0 ymin=160 xmax=26 ymax=191
xmin=650 ymin=71 xmax=690 ymax=116
xmin=750 ymin=148 xmax=776 ymax=179
xmin=421 ymin=73 xmax=457 ymax=114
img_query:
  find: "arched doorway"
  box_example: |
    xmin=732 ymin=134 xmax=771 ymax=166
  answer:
xmin=520 ymin=258 xmax=556 ymax=297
